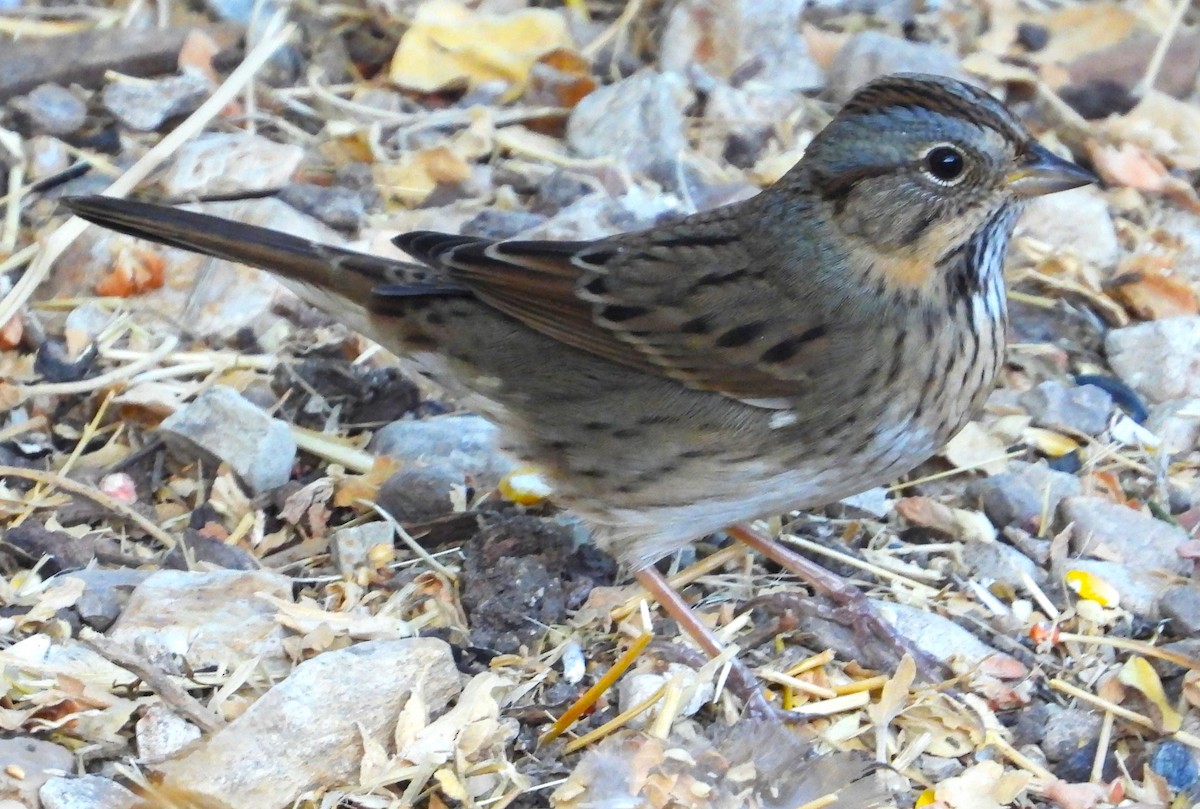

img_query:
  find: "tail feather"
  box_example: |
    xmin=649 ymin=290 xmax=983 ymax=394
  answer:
xmin=61 ymin=196 xmax=456 ymax=305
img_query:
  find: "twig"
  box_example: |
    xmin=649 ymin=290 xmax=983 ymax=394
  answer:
xmin=0 ymin=465 xmax=176 ymax=549
xmin=79 ymin=628 xmax=224 ymax=733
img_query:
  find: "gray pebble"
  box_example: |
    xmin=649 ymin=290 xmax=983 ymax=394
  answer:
xmin=1106 ymin=317 xmax=1200 ymax=404
xmin=278 ymin=184 xmax=366 ymax=233
xmin=968 ymin=460 xmax=1081 ymax=533
xmin=1021 ymin=380 xmax=1113 ymax=435
xmin=1160 ymin=585 xmax=1200 ymax=637
xmin=1061 ymin=496 xmax=1191 ymax=576
xmin=20 ymin=83 xmax=87 ymax=135
xmin=1040 ymin=705 xmax=1103 ymax=762
xmin=159 ymin=385 xmax=296 ymax=494
xmin=102 ymin=72 xmax=211 ymax=132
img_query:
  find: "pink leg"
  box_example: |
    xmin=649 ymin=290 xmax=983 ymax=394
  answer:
xmin=634 ymin=567 xmax=780 ymax=719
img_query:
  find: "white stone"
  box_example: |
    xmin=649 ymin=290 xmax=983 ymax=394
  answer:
xmin=1018 ymin=185 xmax=1120 ymax=270
xmin=1106 ymin=316 xmax=1200 ymax=403
xmin=154 ymin=639 xmax=462 ymax=809
xmin=108 ymin=569 xmax=294 ymax=676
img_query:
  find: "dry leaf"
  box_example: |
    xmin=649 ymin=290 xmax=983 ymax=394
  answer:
xmin=1107 ymin=254 xmax=1199 ymax=319
xmin=944 ymin=422 xmax=1010 ymax=474
xmin=95 ymin=245 xmax=167 ymax=297
xmin=389 ymin=0 xmax=576 ymax=98
xmin=1117 ymin=656 xmax=1182 ymax=732
xmin=934 ymin=761 xmax=1030 ymax=809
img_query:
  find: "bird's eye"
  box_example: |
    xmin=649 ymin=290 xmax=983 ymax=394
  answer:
xmin=922 ymin=145 xmax=966 ymax=184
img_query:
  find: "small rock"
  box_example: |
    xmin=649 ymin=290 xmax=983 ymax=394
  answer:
xmin=961 ymin=539 xmax=1044 ymax=590
xmin=0 ymin=737 xmax=75 ymax=806
xmin=161 ymin=133 xmax=304 ymax=197
xmin=159 ymin=385 xmax=296 ymax=495
xmin=1150 ymin=741 xmax=1200 ymax=792
xmin=330 ymin=521 xmax=394 ymax=576
xmin=567 ymin=70 xmax=692 ymax=178
xmin=1106 ymin=317 xmax=1200 ymax=404
xmin=277 ymin=183 xmax=366 ymax=233
xmin=1009 ymin=700 xmax=1050 ymax=746
xmin=704 ymin=80 xmax=803 ymax=168
xmin=27 ymin=135 xmax=71 ymax=181
xmin=1041 ymin=705 xmax=1103 ymax=762
xmin=18 ymin=83 xmax=87 ymax=135
xmin=1060 ymin=496 xmax=1191 ymax=576
xmin=39 ymin=775 xmax=138 ymax=809
xmin=967 ymin=461 xmax=1082 ymax=534
xmin=1160 ymin=585 xmax=1200 ymax=637
xmin=102 ymin=71 xmax=211 ymax=132
xmin=875 ymin=601 xmax=1023 ymax=672
xmin=155 ymin=639 xmax=461 ymax=809
xmin=530 ymin=171 xmax=599 ymax=215
xmin=1015 ymin=22 xmax=1050 ymax=52
xmin=3 ymin=522 xmax=96 ymax=573
xmin=66 ymin=568 xmax=151 ymax=631
xmin=1021 ymin=380 xmax=1113 ymax=435
xmin=163 ymin=530 xmax=260 ymax=571
xmin=108 ymin=569 xmax=294 ymax=676
xmin=1145 ymin=399 xmax=1200 ymax=455
xmin=459 ymin=208 xmax=548 ymax=240
xmin=660 ymin=0 xmax=823 ymax=92
xmin=136 ymin=705 xmax=202 ymax=764
xmin=826 ymin=32 xmax=963 ymax=102
xmin=1018 ymin=186 xmax=1120 ymax=271
xmin=372 ymin=414 xmax=514 ymax=521
xmin=527 ymin=185 xmax=685 ymax=242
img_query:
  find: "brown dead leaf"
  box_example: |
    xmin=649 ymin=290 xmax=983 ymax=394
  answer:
xmin=526 ymin=48 xmax=596 ymax=109
xmin=95 ymin=245 xmax=166 ymax=297
xmin=1089 ymin=141 xmax=1170 ymax=191
xmin=335 ymin=456 xmax=402 ymax=508
xmin=1107 ymin=254 xmax=1200 ymax=319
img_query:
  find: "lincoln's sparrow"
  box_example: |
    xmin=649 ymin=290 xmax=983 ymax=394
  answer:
xmin=65 ymin=73 xmax=1095 ymax=702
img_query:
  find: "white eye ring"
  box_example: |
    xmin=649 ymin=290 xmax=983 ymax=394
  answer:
xmin=921 ymin=143 xmax=968 ymax=186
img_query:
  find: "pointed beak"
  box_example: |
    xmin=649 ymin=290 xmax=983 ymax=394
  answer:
xmin=1006 ymin=143 xmax=1098 ymax=197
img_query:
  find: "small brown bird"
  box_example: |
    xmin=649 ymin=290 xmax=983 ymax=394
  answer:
xmin=65 ymin=73 xmax=1094 ymax=706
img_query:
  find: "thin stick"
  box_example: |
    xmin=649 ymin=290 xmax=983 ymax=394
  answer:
xmin=540 ymin=632 xmax=651 ymax=746
xmin=80 ymin=628 xmax=222 ymax=732
xmin=0 ymin=465 xmax=176 ymax=549
xmin=562 ymin=683 xmax=666 ymax=754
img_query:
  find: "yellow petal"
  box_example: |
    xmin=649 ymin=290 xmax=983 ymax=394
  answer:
xmin=499 ymin=467 xmax=553 ymax=506
xmin=1023 ymin=427 xmax=1080 ymax=457
xmin=1065 ymin=569 xmax=1120 ymax=608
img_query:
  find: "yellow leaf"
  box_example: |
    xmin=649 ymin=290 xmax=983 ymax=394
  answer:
xmin=1118 ymin=656 xmax=1183 ymax=732
xmin=390 ymin=0 xmax=577 ymax=97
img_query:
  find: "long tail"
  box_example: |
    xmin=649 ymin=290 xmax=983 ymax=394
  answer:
xmin=62 ymin=196 xmax=464 ymax=303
